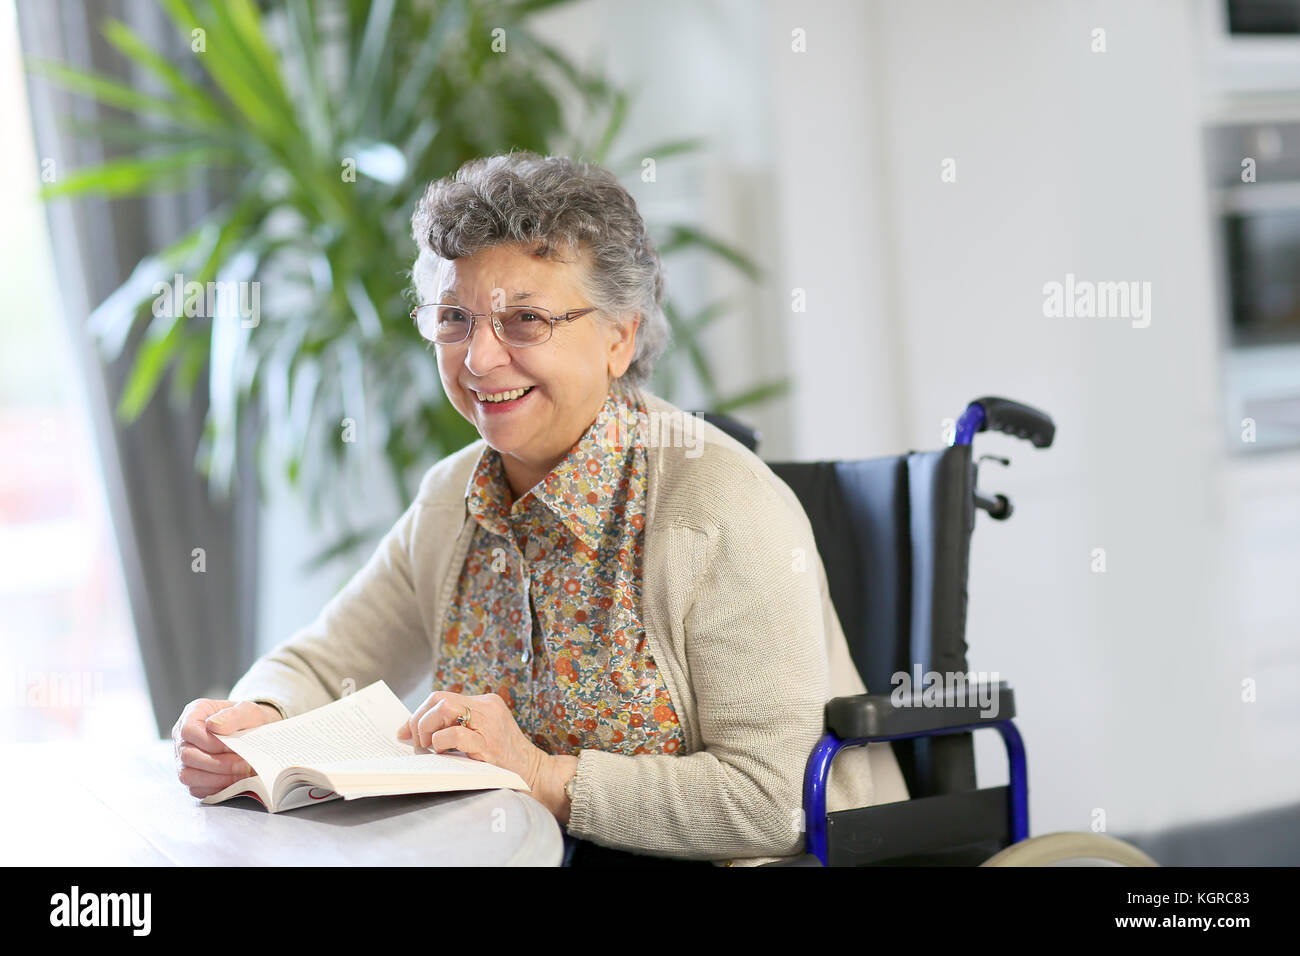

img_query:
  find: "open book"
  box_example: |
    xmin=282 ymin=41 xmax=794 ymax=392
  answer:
xmin=201 ymin=680 xmax=530 ymax=812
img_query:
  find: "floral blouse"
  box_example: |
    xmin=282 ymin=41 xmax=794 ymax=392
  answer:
xmin=434 ymin=384 xmax=686 ymax=757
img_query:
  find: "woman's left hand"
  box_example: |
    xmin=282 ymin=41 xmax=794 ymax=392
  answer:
xmin=396 ymin=691 xmax=548 ymax=791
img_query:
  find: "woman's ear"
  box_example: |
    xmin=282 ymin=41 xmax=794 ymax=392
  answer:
xmin=607 ymin=314 xmax=641 ymax=379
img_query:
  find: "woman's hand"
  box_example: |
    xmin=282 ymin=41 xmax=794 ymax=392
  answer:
xmin=172 ymin=698 xmax=282 ymax=798
xmin=397 ymin=691 xmax=548 ymax=793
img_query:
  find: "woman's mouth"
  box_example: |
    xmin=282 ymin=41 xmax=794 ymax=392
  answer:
xmin=472 ymin=385 xmax=536 ymax=412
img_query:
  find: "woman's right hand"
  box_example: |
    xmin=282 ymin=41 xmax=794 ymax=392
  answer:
xmin=172 ymin=699 xmax=283 ymax=798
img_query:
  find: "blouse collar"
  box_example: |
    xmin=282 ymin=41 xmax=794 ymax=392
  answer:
xmin=464 ymin=382 xmax=643 ymax=552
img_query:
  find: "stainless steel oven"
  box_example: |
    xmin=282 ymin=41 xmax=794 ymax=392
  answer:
xmin=1206 ymin=118 xmax=1300 ymax=452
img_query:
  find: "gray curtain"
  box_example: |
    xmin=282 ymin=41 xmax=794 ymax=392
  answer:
xmin=16 ymin=0 xmax=259 ymax=736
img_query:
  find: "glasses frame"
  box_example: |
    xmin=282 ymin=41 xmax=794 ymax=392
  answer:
xmin=410 ymin=301 xmax=598 ymax=348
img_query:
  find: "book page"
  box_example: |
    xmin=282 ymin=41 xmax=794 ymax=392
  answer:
xmin=275 ymin=783 xmax=345 ymax=811
xmin=200 ymin=772 xmax=270 ymax=807
xmin=312 ymin=752 xmax=528 ymax=782
xmin=311 ymin=752 xmax=529 ymax=799
xmin=214 ymin=681 xmax=414 ymax=791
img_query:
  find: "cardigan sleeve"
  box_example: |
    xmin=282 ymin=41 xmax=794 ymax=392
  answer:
xmin=227 ymin=496 xmax=434 ymax=719
xmin=564 ymin=464 xmax=832 ymax=861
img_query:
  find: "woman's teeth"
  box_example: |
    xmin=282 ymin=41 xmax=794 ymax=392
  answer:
xmin=476 ymin=386 xmax=533 ymax=403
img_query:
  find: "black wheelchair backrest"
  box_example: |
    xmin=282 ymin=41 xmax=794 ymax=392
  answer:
xmin=769 ymin=447 xmax=979 ymax=799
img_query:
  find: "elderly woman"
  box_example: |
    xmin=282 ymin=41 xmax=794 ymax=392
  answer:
xmin=171 ymin=150 xmax=907 ymax=866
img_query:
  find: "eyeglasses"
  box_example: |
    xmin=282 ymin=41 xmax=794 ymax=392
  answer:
xmin=410 ymin=302 xmax=597 ymax=347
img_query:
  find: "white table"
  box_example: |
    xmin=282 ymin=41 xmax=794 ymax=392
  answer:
xmin=0 ymin=740 xmax=564 ymax=866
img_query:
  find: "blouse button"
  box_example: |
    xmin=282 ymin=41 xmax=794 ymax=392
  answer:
xmin=521 ymin=647 xmax=531 ymax=664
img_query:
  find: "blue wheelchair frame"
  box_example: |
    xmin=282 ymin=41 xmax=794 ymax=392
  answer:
xmin=804 ymin=718 xmax=1029 ymax=866
xmin=800 ymin=398 xmax=1047 ymax=867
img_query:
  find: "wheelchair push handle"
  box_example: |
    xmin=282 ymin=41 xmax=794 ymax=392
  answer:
xmin=952 ymin=396 xmax=1055 ymax=448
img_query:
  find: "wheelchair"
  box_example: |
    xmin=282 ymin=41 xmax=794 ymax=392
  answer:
xmin=701 ymin=397 xmax=1157 ymax=868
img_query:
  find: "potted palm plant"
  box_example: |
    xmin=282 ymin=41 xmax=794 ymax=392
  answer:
xmin=31 ymin=0 xmax=786 ymax=566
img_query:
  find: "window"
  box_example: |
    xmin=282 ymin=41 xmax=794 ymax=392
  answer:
xmin=0 ymin=1 xmax=152 ymax=743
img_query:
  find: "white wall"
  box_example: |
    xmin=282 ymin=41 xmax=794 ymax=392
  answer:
xmin=526 ymin=0 xmax=795 ymax=447
xmin=764 ymin=0 xmax=907 ymax=459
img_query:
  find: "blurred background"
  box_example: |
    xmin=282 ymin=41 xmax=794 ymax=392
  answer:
xmin=2 ymin=0 xmax=1297 ymax=863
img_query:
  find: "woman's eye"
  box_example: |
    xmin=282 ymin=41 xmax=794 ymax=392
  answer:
xmin=516 ymin=311 xmax=543 ymax=323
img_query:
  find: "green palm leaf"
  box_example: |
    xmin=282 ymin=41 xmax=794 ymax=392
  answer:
xmin=38 ymin=147 xmax=231 ymax=199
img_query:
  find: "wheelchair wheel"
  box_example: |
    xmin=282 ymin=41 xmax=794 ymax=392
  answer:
xmin=978 ymin=832 xmax=1158 ymax=867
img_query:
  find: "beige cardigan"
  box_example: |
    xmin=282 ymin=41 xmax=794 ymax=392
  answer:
xmin=229 ymin=388 xmax=909 ymax=866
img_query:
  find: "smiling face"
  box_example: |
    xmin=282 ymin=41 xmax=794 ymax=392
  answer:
xmin=428 ymin=242 xmax=639 ymax=499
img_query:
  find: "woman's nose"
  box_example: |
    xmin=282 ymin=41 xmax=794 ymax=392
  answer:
xmin=464 ymin=315 xmax=510 ymax=376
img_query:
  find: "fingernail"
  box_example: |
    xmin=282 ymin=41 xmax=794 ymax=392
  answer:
xmin=235 ymin=761 xmax=250 ymax=776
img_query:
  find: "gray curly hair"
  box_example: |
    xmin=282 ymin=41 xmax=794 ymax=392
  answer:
xmin=410 ymin=150 xmax=669 ymax=388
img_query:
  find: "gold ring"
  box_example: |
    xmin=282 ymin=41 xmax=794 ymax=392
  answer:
xmin=456 ymin=706 xmax=472 ymax=730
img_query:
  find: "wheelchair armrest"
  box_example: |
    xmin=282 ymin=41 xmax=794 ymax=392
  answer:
xmin=825 ymin=681 xmax=1014 ymax=739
